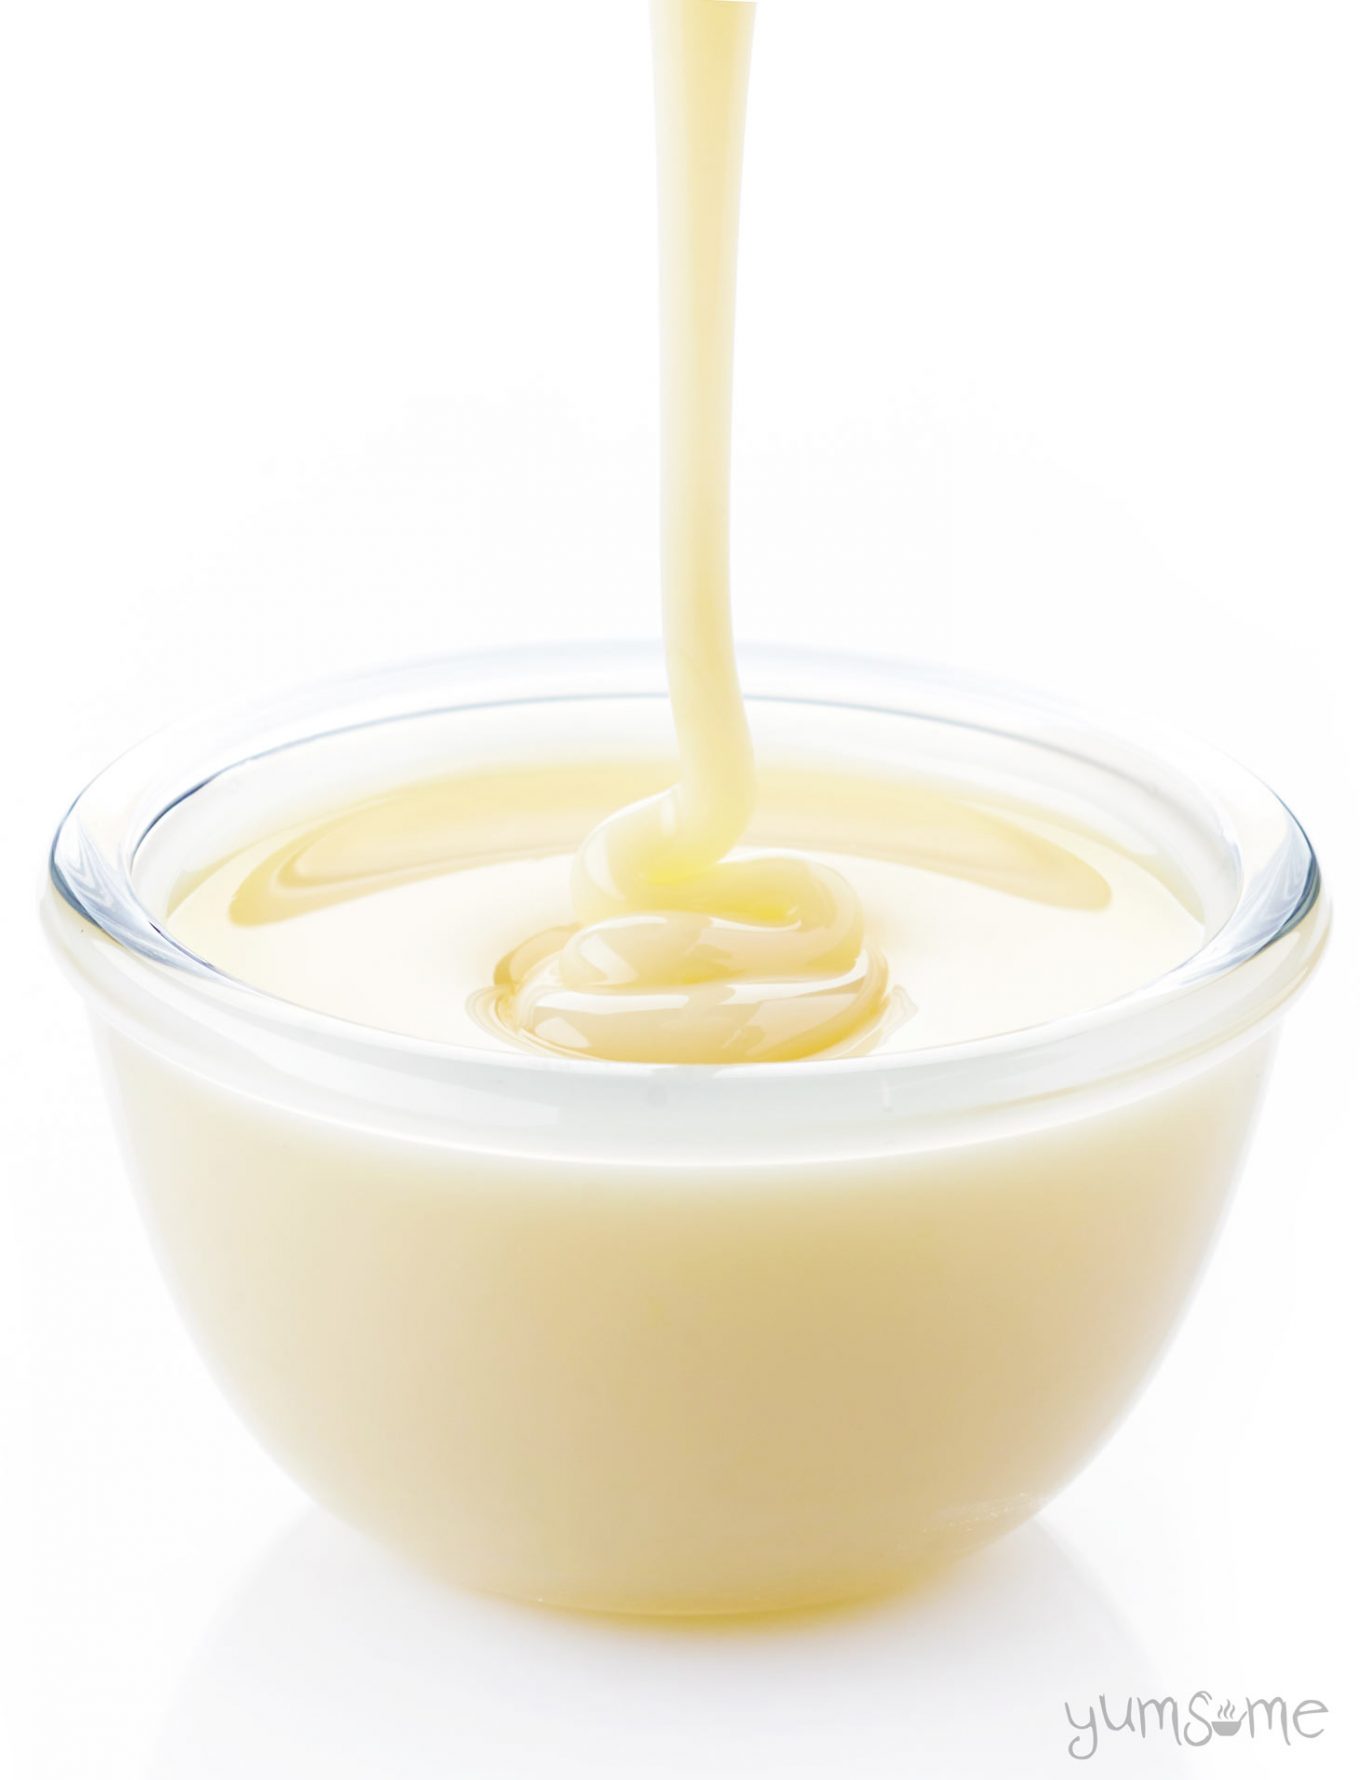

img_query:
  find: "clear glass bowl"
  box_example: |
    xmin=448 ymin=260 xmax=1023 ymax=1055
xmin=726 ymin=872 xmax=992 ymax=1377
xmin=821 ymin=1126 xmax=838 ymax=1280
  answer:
xmin=44 ymin=646 xmax=1327 ymax=1613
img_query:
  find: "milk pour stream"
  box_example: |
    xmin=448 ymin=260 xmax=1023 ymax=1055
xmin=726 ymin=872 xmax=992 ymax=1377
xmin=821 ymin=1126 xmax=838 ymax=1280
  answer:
xmin=502 ymin=0 xmax=890 ymax=1063
xmin=168 ymin=0 xmax=1206 ymax=1062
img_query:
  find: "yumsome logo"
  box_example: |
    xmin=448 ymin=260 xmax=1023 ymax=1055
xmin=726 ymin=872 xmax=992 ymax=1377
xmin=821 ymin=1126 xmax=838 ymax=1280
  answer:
xmin=1063 ymin=1693 xmax=1328 ymax=1759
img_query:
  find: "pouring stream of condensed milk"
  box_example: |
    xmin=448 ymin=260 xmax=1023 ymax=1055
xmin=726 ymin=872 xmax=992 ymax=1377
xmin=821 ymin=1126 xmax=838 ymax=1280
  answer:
xmin=168 ymin=0 xmax=1199 ymax=1067
xmin=503 ymin=0 xmax=890 ymax=1063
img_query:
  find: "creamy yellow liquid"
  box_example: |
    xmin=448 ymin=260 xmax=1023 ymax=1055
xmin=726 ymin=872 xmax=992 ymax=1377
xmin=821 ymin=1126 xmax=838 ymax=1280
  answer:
xmin=168 ymin=762 xmax=1202 ymax=1058
xmin=56 ymin=0 xmax=1314 ymax=1621
xmin=501 ymin=0 xmax=890 ymax=1064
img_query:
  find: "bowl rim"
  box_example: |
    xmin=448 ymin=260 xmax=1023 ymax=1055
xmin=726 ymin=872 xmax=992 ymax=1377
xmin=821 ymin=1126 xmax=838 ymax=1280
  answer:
xmin=44 ymin=642 xmax=1328 ymax=1153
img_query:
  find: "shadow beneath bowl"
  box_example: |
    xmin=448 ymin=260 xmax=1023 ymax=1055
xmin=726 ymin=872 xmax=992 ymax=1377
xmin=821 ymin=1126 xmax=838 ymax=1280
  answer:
xmin=148 ymin=1507 xmax=1177 ymax=1778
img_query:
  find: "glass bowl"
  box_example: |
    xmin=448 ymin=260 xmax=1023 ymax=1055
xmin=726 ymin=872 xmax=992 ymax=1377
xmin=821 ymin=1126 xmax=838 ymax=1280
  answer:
xmin=44 ymin=645 xmax=1327 ymax=1614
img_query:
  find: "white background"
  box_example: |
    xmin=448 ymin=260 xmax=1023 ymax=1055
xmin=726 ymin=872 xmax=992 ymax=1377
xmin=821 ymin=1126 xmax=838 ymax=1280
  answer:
xmin=3 ymin=1 xmax=1358 ymax=1774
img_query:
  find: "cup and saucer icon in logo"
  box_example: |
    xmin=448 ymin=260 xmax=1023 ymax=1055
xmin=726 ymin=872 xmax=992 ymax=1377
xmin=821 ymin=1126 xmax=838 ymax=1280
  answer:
xmin=1211 ymin=1700 xmax=1243 ymax=1738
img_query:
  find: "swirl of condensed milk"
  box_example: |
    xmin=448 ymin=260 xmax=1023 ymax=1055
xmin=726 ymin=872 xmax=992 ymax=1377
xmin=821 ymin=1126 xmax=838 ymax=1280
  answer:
xmin=499 ymin=0 xmax=890 ymax=1064
xmin=502 ymin=788 xmax=889 ymax=1064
